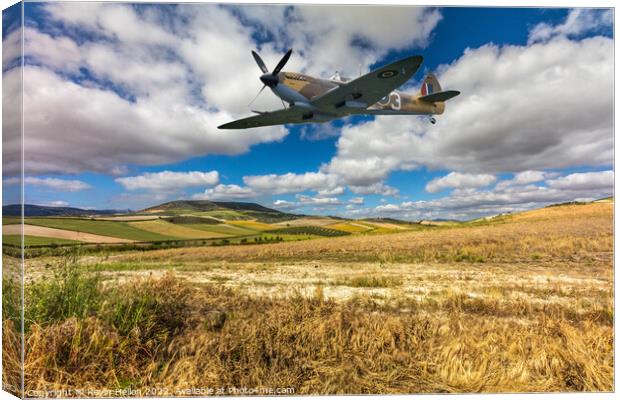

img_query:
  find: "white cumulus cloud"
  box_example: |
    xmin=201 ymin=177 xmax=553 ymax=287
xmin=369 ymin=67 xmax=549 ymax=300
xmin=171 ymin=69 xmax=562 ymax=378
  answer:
xmin=546 ymin=170 xmax=613 ymax=191
xmin=425 ymin=172 xmax=496 ymax=193
xmin=115 ymin=170 xmax=219 ymax=191
xmin=193 ymin=184 xmax=256 ymax=200
xmin=243 ymin=172 xmax=339 ymax=195
xmin=529 ymin=9 xmax=613 ymax=44
xmin=5 ymin=177 xmax=91 ymax=192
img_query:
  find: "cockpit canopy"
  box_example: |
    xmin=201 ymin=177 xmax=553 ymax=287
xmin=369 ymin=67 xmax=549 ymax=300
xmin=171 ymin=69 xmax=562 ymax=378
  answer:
xmin=329 ymin=71 xmax=351 ymax=83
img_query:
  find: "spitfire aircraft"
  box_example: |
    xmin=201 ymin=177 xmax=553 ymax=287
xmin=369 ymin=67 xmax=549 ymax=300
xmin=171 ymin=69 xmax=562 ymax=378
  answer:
xmin=218 ymin=49 xmax=460 ymax=129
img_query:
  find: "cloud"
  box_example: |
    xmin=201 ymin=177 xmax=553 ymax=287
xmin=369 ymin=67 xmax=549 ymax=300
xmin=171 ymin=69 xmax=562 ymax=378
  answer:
xmin=349 ymin=182 xmax=399 ymax=197
xmin=546 ymin=170 xmax=613 ymax=191
xmin=317 ymin=186 xmax=345 ymax=197
xmin=39 ymin=200 xmax=70 ymax=207
xmin=272 ymin=199 xmax=299 ymax=211
xmin=375 ymin=203 xmax=400 ymax=213
xmin=349 ymin=197 xmax=364 ymax=205
xmin=115 ymin=170 xmax=219 ymax=191
xmin=5 ymin=177 xmax=92 ymax=192
xmin=393 ymin=170 xmax=613 ymax=220
xmin=296 ymin=195 xmax=341 ymax=206
xmin=512 ymin=170 xmax=548 ymax=185
xmin=8 ymin=4 xmax=292 ymax=176
xmin=237 ymin=5 xmax=442 ymax=77
xmin=299 ymin=123 xmax=342 ymax=141
xmin=243 ymin=172 xmax=339 ymax=195
xmin=323 ymin=34 xmax=612 ymax=190
xmin=2 ymin=68 xmax=21 ymax=178
xmin=193 ymin=184 xmax=256 ymax=200
xmin=12 ymin=4 xmax=442 ymax=177
xmin=2 ymin=25 xmax=21 ymax=70
xmin=425 ymin=172 xmax=496 ymax=193
xmin=529 ymin=9 xmax=613 ymax=44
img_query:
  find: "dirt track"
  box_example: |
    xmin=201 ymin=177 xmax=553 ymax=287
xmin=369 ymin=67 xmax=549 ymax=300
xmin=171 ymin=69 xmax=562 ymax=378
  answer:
xmin=3 ymin=224 xmax=133 ymax=243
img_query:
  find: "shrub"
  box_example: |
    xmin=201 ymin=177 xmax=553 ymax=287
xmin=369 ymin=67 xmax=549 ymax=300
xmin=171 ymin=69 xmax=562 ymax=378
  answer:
xmin=25 ymin=257 xmax=103 ymax=330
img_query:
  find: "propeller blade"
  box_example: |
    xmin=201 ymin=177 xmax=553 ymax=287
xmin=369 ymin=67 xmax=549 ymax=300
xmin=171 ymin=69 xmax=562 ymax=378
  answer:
xmin=248 ymin=84 xmax=267 ymax=107
xmin=272 ymin=48 xmax=292 ymax=75
xmin=251 ymin=50 xmax=269 ymax=74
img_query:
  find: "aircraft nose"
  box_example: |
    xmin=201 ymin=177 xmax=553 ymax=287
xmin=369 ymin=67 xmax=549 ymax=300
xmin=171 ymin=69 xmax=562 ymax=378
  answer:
xmin=260 ymin=73 xmax=279 ymax=87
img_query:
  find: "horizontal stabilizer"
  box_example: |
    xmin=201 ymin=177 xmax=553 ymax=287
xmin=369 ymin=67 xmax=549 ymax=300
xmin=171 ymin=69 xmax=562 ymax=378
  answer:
xmin=419 ymin=90 xmax=460 ymax=103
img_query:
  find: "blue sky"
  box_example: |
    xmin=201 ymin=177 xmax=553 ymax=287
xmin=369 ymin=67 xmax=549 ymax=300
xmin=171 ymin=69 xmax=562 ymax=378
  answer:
xmin=2 ymin=3 xmax=614 ymax=220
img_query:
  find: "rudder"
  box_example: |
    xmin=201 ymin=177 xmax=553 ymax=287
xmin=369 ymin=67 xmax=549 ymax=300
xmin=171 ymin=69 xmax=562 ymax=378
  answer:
xmin=419 ymin=74 xmax=442 ymax=96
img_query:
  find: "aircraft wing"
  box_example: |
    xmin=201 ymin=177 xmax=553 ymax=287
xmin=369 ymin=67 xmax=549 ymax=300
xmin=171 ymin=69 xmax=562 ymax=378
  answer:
xmin=218 ymin=106 xmax=308 ymax=129
xmin=310 ymin=55 xmax=423 ymax=111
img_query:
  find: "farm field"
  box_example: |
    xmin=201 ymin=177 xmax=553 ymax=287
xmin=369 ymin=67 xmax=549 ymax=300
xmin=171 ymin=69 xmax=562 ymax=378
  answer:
xmin=2 ymin=235 xmax=80 ymax=247
xmin=2 ymin=201 xmax=613 ymax=395
xmin=2 ymin=200 xmax=428 ymax=250
xmin=127 ymin=220 xmax=225 ymax=239
xmin=226 ymin=220 xmax=278 ymax=231
xmin=326 ymin=221 xmax=373 ymax=233
xmin=20 ymin=218 xmax=175 ymax=241
xmin=3 ymin=224 xmax=135 ymax=243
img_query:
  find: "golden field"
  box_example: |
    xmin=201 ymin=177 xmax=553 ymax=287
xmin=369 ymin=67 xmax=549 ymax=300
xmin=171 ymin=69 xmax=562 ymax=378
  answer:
xmin=2 ymin=202 xmax=614 ymax=396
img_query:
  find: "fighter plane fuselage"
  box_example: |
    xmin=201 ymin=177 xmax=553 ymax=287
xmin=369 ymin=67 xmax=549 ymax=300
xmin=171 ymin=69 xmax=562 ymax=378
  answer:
xmin=218 ymin=51 xmax=459 ymax=130
xmin=276 ymin=72 xmax=445 ymax=116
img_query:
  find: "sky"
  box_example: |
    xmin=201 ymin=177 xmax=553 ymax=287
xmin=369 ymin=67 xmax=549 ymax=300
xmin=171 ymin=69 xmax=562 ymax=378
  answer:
xmin=1 ymin=2 xmax=614 ymax=220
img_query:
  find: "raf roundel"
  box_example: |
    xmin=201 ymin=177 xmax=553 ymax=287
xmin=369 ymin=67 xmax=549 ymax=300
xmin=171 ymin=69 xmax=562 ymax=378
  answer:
xmin=378 ymin=70 xmax=398 ymax=79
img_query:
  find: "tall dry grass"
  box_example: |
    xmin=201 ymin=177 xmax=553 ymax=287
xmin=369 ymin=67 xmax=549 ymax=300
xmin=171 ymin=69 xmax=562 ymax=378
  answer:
xmin=1 ymin=272 xmax=612 ymax=396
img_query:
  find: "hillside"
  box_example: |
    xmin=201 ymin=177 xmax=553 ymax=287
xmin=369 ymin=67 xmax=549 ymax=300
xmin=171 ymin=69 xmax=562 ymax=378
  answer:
xmin=140 ymin=200 xmax=299 ymax=223
xmin=141 ymin=200 xmax=221 ymax=213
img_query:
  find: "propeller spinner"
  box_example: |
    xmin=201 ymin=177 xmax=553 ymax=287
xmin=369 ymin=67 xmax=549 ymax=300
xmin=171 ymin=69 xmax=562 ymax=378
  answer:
xmin=248 ymin=49 xmax=292 ymax=107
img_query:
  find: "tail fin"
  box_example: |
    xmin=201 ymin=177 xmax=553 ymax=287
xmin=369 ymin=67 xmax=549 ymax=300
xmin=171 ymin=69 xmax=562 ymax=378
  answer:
xmin=419 ymin=74 xmax=441 ymax=96
xmin=418 ymin=73 xmax=460 ymax=103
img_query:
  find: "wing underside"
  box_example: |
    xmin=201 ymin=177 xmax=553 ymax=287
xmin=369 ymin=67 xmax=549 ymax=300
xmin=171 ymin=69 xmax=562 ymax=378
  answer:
xmin=218 ymin=106 xmax=310 ymax=129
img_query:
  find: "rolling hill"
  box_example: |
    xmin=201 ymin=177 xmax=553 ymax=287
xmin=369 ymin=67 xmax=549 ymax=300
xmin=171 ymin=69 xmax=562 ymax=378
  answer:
xmin=140 ymin=200 xmax=300 ymax=223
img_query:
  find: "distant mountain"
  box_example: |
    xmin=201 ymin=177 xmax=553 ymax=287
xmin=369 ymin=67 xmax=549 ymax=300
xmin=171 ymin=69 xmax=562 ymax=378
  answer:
xmin=141 ymin=200 xmax=222 ymax=213
xmin=212 ymin=201 xmax=284 ymax=213
xmin=3 ymin=204 xmax=128 ymax=217
xmin=141 ymin=200 xmax=299 ymax=223
xmin=141 ymin=200 xmax=282 ymax=214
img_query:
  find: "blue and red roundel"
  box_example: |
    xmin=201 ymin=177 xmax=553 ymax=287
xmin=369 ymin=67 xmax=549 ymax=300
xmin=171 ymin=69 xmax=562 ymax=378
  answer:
xmin=421 ymin=82 xmax=434 ymax=95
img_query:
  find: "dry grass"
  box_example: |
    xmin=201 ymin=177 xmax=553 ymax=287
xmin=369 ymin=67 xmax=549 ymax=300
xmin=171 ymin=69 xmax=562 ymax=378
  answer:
xmin=3 ymin=202 xmax=613 ymax=395
xmin=3 ymin=272 xmax=612 ymax=395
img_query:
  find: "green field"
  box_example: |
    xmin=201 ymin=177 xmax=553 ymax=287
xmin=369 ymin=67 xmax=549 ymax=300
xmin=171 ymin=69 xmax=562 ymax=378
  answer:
xmin=24 ymin=218 xmax=175 ymax=241
xmin=128 ymin=220 xmax=226 ymax=239
xmin=164 ymin=215 xmax=221 ymax=225
xmin=227 ymin=220 xmax=278 ymax=231
xmin=185 ymin=223 xmax=258 ymax=236
xmin=193 ymin=210 xmax=249 ymax=220
xmin=3 ymin=234 xmax=80 ymax=246
xmin=2 ymin=217 xmax=21 ymax=225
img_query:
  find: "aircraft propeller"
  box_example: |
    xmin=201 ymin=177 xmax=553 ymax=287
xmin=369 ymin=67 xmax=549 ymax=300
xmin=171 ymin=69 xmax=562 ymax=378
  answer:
xmin=248 ymin=49 xmax=292 ymax=107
